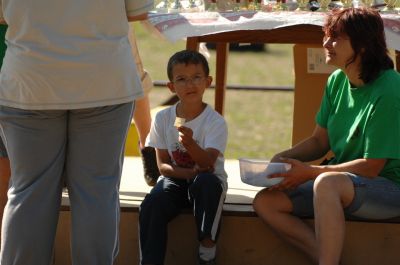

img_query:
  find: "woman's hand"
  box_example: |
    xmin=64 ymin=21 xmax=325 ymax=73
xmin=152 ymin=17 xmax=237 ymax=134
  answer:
xmin=270 ymin=154 xmax=283 ymax=163
xmin=268 ymin=157 xmax=315 ymax=191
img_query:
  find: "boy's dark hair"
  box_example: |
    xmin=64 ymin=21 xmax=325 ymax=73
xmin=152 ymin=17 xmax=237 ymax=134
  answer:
xmin=167 ymin=50 xmax=210 ymax=81
xmin=323 ymin=7 xmax=393 ymax=84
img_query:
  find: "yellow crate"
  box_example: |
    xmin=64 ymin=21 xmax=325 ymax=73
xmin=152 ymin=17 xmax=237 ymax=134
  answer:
xmin=124 ymin=105 xmax=169 ymax=157
xmin=124 ymin=121 xmax=140 ymax=157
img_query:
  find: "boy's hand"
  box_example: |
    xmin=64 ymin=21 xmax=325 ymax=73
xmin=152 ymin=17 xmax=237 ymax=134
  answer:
xmin=195 ymin=164 xmax=215 ymax=173
xmin=177 ymin=126 xmax=218 ymax=172
xmin=178 ymin=126 xmax=196 ymax=148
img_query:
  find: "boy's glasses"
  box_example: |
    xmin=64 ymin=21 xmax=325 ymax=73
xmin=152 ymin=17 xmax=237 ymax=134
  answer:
xmin=173 ymin=76 xmax=206 ymax=87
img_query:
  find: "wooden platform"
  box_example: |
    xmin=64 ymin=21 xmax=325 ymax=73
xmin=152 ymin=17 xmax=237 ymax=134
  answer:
xmin=60 ymin=157 xmax=262 ymax=214
xmin=54 ymin=157 xmax=400 ymax=265
xmin=55 ymin=158 xmax=279 ymax=265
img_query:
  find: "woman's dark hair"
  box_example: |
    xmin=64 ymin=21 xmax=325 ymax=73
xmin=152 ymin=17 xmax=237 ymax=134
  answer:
xmin=323 ymin=8 xmax=393 ymax=83
xmin=167 ymin=50 xmax=210 ymax=81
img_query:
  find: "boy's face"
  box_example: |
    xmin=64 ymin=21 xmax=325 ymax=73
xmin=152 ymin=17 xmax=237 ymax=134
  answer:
xmin=167 ymin=63 xmax=212 ymax=103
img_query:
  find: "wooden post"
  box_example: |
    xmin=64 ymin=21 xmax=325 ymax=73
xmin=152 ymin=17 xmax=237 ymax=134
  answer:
xmin=215 ymin=42 xmax=229 ymax=116
xmin=186 ymin=37 xmax=200 ymax=51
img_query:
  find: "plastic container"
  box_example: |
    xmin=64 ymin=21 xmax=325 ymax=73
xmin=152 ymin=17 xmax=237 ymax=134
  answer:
xmin=239 ymin=158 xmax=291 ymax=187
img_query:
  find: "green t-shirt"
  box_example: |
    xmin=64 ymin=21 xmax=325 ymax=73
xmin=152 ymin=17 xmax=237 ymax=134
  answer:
xmin=316 ymin=69 xmax=400 ymax=184
xmin=0 ymin=24 xmax=6 ymax=67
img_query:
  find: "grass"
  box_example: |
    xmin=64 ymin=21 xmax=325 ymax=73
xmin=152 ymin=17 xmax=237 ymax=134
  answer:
xmin=133 ymin=22 xmax=295 ymax=159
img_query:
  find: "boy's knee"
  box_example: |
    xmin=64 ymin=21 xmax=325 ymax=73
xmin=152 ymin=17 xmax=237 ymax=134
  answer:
xmin=140 ymin=194 xmax=163 ymax=216
xmin=193 ymin=173 xmax=220 ymax=188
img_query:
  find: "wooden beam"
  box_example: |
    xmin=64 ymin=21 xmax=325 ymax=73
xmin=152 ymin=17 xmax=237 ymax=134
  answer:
xmin=186 ymin=37 xmax=200 ymax=51
xmin=193 ymin=25 xmax=324 ymax=44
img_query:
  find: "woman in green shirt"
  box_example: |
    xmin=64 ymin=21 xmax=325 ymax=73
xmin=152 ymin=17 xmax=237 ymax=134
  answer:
xmin=254 ymin=8 xmax=400 ymax=265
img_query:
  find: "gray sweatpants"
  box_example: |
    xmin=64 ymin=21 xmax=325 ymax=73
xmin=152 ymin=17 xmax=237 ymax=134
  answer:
xmin=0 ymin=102 xmax=134 ymax=265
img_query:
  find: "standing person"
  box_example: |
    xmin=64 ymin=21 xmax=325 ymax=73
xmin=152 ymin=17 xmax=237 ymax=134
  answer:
xmin=253 ymin=8 xmax=400 ymax=265
xmin=139 ymin=50 xmax=228 ymax=265
xmin=0 ymin=1 xmax=154 ymax=265
xmin=0 ymin=24 xmax=9 ymax=243
xmin=129 ymin=25 xmax=160 ymax=186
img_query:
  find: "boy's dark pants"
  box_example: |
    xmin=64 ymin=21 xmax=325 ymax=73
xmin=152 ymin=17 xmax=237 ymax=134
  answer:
xmin=139 ymin=173 xmax=226 ymax=265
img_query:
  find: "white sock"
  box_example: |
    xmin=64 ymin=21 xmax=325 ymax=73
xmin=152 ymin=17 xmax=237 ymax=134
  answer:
xmin=199 ymin=245 xmax=216 ymax=261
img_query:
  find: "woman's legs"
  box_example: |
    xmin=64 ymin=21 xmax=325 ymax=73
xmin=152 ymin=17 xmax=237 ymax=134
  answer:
xmin=253 ymin=173 xmax=355 ymax=265
xmin=253 ymin=189 xmax=318 ymax=263
xmin=0 ymin=103 xmax=135 ymax=265
xmin=315 ymin=172 xmax=400 ymax=265
xmin=65 ymin=103 xmax=134 ymax=265
xmin=0 ymin=107 xmax=67 ymax=265
xmin=313 ymin=173 xmax=354 ymax=265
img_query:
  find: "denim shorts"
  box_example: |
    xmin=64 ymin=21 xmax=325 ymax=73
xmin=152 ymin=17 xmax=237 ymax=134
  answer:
xmin=287 ymin=173 xmax=400 ymax=220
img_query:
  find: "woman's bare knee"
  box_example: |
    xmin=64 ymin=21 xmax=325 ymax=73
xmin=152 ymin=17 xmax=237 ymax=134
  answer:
xmin=253 ymin=189 xmax=292 ymax=217
xmin=314 ymin=172 xmax=354 ymax=207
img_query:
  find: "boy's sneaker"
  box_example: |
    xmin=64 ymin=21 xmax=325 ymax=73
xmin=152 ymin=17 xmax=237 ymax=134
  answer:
xmin=198 ymin=256 xmax=216 ymax=265
xmin=140 ymin=146 xmax=160 ymax=186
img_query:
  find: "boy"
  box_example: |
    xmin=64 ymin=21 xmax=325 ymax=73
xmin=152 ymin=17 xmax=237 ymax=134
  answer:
xmin=139 ymin=50 xmax=228 ymax=265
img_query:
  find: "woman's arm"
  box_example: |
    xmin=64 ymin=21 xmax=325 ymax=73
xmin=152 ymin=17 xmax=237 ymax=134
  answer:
xmin=271 ymin=157 xmax=386 ymax=191
xmin=269 ymin=124 xmax=387 ymax=190
xmin=271 ymin=125 xmax=331 ymax=163
xmin=312 ymin=158 xmax=386 ymax=178
xmin=274 ymin=124 xmax=386 ymax=177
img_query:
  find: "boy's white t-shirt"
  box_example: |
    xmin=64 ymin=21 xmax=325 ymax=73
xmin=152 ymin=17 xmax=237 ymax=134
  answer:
xmin=148 ymin=103 xmax=228 ymax=183
xmin=0 ymin=0 xmax=153 ymax=110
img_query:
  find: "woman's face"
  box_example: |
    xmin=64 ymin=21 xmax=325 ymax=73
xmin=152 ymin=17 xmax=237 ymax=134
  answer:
xmin=323 ymin=33 xmax=355 ymax=70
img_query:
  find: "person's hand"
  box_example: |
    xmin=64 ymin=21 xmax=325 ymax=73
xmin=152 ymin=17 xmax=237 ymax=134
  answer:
xmin=178 ymin=126 xmax=195 ymax=148
xmin=270 ymin=154 xmax=282 ymax=163
xmin=268 ymin=157 xmax=314 ymax=191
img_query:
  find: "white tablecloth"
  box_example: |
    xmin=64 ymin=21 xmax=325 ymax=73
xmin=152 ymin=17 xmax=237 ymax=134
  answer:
xmin=147 ymin=11 xmax=400 ymax=50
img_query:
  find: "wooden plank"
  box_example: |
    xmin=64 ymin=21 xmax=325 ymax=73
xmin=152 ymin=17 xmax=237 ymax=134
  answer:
xmin=55 ymin=209 xmax=400 ymax=265
xmin=60 ymin=157 xmax=263 ymax=215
